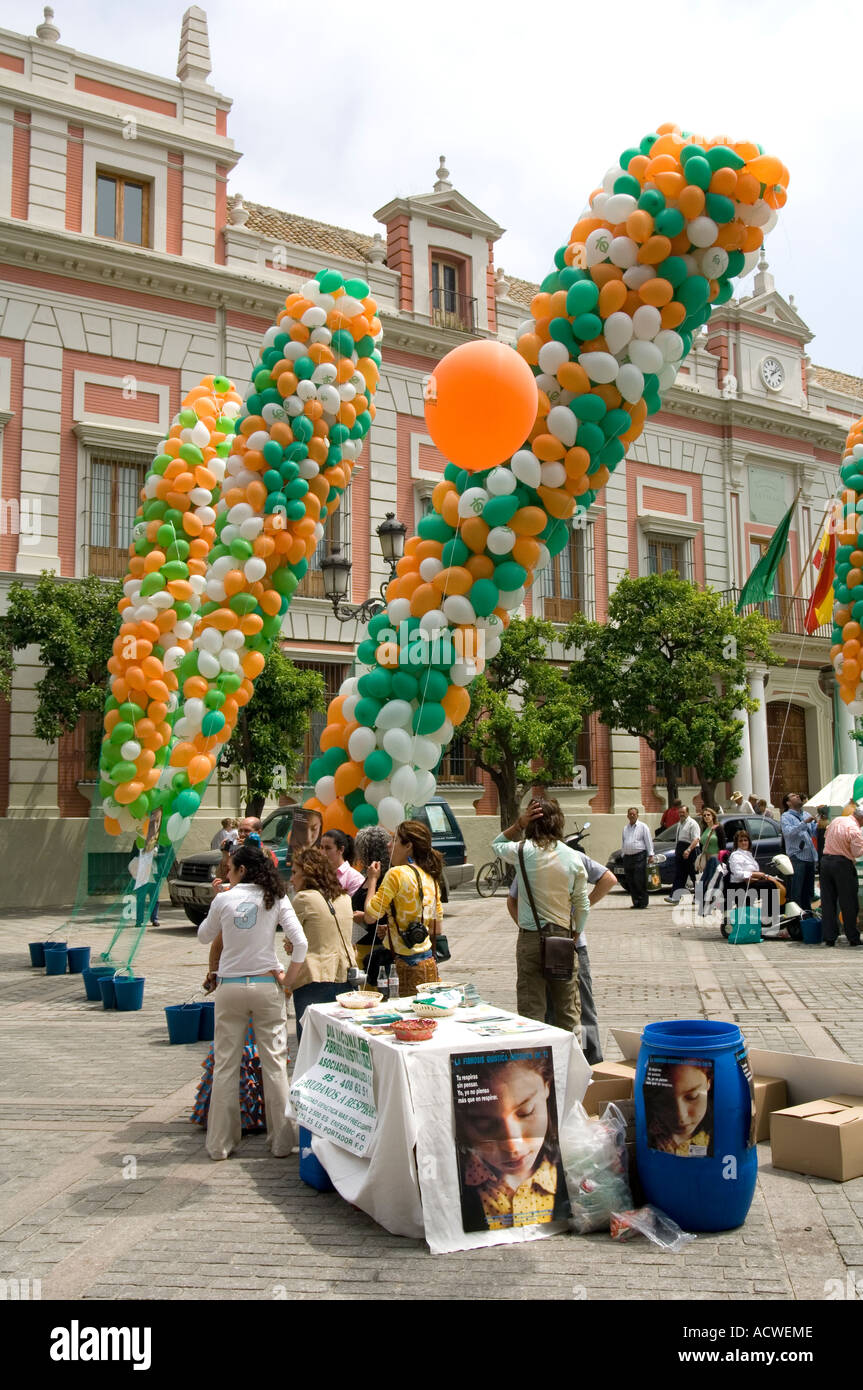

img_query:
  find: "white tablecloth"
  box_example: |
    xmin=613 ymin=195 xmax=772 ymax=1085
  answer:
xmin=291 ymin=1003 xmax=590 ymax=1254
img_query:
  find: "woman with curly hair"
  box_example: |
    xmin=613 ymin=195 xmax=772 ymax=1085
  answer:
xmin=364 ymin=820 xmax=443 ymax=996
xmin=287 ymin=846 xmax=357 ymax=1043
xmin=198 ymin=843 xmax=307 ymax=1162
xmin=351 ymin=824 xmax=394 ymax=984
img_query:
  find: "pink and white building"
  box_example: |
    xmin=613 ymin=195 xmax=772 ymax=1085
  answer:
xmin=0 ymin=6 xmax=859 ymax=902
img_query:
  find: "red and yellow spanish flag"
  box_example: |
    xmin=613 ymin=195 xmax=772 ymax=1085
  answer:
xmin=804 ymin=521 xmax=836 ymax=633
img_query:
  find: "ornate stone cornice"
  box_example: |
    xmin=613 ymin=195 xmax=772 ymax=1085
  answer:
xmin=661 ymin=383 xmax=847 ymax=453
xmin=72 ymin=420 xmax=163 ymax=454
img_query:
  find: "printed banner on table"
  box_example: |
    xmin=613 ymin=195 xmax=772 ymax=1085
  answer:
xmin=642 ymin=1056 xmax=714 ymax=1157
xmin=289 ymin=1021 xmax=377 ymax=1156
xmin=451 ymin=1046 xmax=567 ymax=1234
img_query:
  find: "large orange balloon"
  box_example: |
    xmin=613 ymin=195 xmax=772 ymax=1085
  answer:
xmin=424 ymin=340 xmax=538 ymax=473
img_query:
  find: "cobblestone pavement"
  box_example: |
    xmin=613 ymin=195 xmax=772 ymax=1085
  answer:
xmin=2 ymin=888 xmax=862 ymax=1302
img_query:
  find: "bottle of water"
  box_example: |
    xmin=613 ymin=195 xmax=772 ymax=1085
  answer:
xmin=388 ymin=963 xmax=400 ymax=1001
xmin=375 ymin=964 xmax=389 ymax=1001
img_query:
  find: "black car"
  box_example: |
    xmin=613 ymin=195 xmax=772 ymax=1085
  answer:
xmin=606 ymin=814 xmax=784 ymax=894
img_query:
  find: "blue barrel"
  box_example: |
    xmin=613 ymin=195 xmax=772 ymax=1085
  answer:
xmin=165 ymin=1003 xmax=202 ymax=1044
xmin=28 ymin=942 xmax=48 ymax=967
xmin=83 ymin=965 xmax=116 ymax=1001
xmin=197 ymin=1000 xmax=215 ymax=1041
xmin=44 ymin=945 xmax=68 ymax=976
xmin=98 ymin=976 xmax=117 ymax=1009
xmin=114 ymin=976 xmax=145 ymax=1011
xmin=66 ymin=946 xmax=91 ymax=974
xmin=801 ymin=915 xmax=822 ymax=945
xmin=634 ymin=1019 xmax=757 ymax=1232
xmin=299 ymin=1126 xmax=335 ymax=1192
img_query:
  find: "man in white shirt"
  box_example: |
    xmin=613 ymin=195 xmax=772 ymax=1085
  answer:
xmin=620 ymin=807 xmax=653 ymax=909
xmin=665 ymin=805 xmax=701 ymax=903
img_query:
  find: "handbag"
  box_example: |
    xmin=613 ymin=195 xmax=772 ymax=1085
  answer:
xmin=518 ymin=842 xmax=576 ymax=982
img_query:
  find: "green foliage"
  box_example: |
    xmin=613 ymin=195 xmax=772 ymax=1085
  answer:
xmin=219 ymin=647 xmax=325 ymax=815
xmin=0 ymin=572 xmax=121 ymax=743
xmin=564 ymin=572 xmax=781 ymax=804
xmin=457 ymin=616 xmax=586 ymax=827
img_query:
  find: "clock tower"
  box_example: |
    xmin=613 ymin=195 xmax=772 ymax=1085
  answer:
xmin=704 ymin=249 xmax=812 ymax=410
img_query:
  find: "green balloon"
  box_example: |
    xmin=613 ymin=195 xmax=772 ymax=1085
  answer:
xmin=418 ymin=668 xmax=449 ymax=703
xmin=229 ymin=593 xmax=258 ymax=615
xmin=368 ymin=612 xmax=392 ymax=640
xmin=345 ymin=277 xmax=370 ymax=299
xmin=613 ymin=173 xmax=641 ymax=198
xmin=441 ymin=536 xmax=470 ymax=567
xmin=576 ymin=422 xmax=604 ymax=455
xmin=392 ymin=671 xmax=419 ymax=701
xmin=110 ymin=722 xmax=135 ymax=746
xmin=413 ymin=703 xmax=445 ymax=735
xmin=685 ymin=155 xmax=712 ymax=190
xmin=174 ymin=789 xmax=201 ymax=818
xmin=357 ymin=638 xmax=379 ymax=666
xmin=322 ymin=746 xmax=347 ymax=774
xmin=638 ymin=188 xmax=665 ymax=216
xmin=364 ymin=749 xmax=393 ymax=781
xmin=318 ymin=269 xmax=345 ymax=293
xmin=353 ymin=803 xmax=378 ymax=828
xmin=482 ymin=495 xmax=519 ymax=528
xmin=565 ymin=280 xmax=599 ymax=316
xmin=344 ymin=788 xmax=365 ymax=811
xmin=571 ymin=394 xmax=606 ymax=423
xmin=359 ymin=668 xmax=393 ymax=700
xmin=418 ymin=514 xmax=455 ymax=544
xmin=272 ymin=568 xmax=298 ymax=596
xmin=201 ymin=711 xmax=225 ymax=737
xmin=572 ymin=312 xmax=603 ymax=341
xmin=308 ymin=757 xmax=326 ymax=784
xmin=654 ymin=208 xmax=684 ymax=238
xmin=493 ymin=560 xmax=527 ymax=592
xmin=469 ymin=578 xmax=499 ymax=617
xmin=705 ymin=192 xmax=735 ymax=225
xmin=707 ymin=145 xmax=745 ymax=172
xmin=112 ymin=760 xmax=138 ymax=783
xmin=355 ymin=697 xmax=382 ymax=728
xmin=676 ymin=276 xmax=710 ymax=312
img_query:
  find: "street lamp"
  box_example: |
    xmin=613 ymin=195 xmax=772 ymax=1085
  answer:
xmin=322 ymin=512 xmax=407 ymax=623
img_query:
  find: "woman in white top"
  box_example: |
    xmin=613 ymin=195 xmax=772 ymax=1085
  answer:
xmin=727 ymin=829 xmax=785 ymax=917
xmin=198 ymin=843 xmax=307 ymax=1162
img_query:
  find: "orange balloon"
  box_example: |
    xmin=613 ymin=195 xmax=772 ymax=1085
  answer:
xmin=322 ymin=799 xmax=356 ymax=834
xmin=187 ymin=755 xmax=212 ymax=786
xmin=424 ymin=341 xmax=538 ymax=473
xmin=441 ymin=685 xmax=471 ymax=726
xmin=334 ymin=760 xmax=364 ymax=798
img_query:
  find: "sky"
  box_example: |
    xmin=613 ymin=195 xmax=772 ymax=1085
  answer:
xmin=37 ymin=0 xmax=863 ymax=375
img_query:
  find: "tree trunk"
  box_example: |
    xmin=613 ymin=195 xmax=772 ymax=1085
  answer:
xmin=664 ymin=762 xmax=679 ymax=806
xmin=699 ymin=778 xmax=719 ymax=811
xmin=245 ymin=789 xmax=265 ymax=818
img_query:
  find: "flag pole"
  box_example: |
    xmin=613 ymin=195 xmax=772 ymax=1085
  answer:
xmin=790 ymin=492 xmax=827 ymax=603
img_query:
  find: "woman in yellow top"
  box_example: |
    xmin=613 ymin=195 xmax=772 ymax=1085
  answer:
xmin=363 ymin=820 xmax=443 ymax=996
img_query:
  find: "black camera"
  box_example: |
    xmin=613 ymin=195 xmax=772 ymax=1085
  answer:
xmin=400 ymin=920 xmax=427 ymax=947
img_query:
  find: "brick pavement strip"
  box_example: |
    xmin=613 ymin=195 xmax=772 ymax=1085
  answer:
xmin=1 ymin=890 xmax=861 ymax=1301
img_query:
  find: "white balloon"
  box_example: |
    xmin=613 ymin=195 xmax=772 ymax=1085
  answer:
xmin=458 ymin=487 xmax=489 ymax=519
xmin=219 ymin=649 xmax=240 ymax=672
xmin=487 ymin=467 xmax=517 ymax=496
xmin=484 ymin=634 xmax=502 ymax=659
xmin=658 ymin=364 xmax=678 ymax=391
xmin=175 ymin=620 xmax=194 ymax=641
xmin=609 ymin=235 xmax=639 ymax=269
xmin=222 ymin=628 xmax=246 ymax=650
xmin=654 ymin=330 xmax=684 ymax=363
xmin=535 ymin=543 xmax=551 ymax=573
xmin=378 ymin=797 xmax=406 ymax=833
xmin=342 ymin=695 xmax=359 ymax=723
xmin=189 ymin=487 xmax=212 ymax=507
xmin=184 ymin=698 xmax=205 ymax=723
xmin=163 ymin=645 xmax=185 ymax=671
xmin=537 ymin=340 xmax=569 ymax=374
xmin=197 ymin=650 xmax=221 ymax=679
xmin=419 ymin=608 xmax=447 ymax=633
xmin=413 ymin=769 xmax=437 ymax=805
xmin=487 ymin=526 xmax=516 ymax=556
xmin=578 ymin=352 xmax=619 ymax=384
xmin=435 ymin=717 xmax=454 ymax=746
xmin=443 ymin=595 xmax=476 ymax=625
xmin=616 ymin=362 xmax=645 ymax=404
xmin=419 ymin=557 xmax=443 ymax=582
xmin=497 ymin=586 xmax=525 ymax=611
xmin=546 ymin=405 xmax=577 ymax=448
xmin=541 ymin=462 xmax=567 ymax=489
xmin=382 ymin=727 xmax=413 ymax=762
xmin=411 ymin=736 xmax=440 ymax=770
xmin=699 ymin=246 xmax=728 ymax=280
xmin=120 ymin=740 xmax=141 ymax=762
xmin=388 ymin=598 xmax=411 ymax=625
xmin=627 ymin=339 xmax=664 ymax=374
xmin=622 ymin=264 xmax=656 ymax=290
xmin=167 ymin=813 xmax=191 ymax=842
xmin=632 ymin=305 xmax=661 ymax=341
xmin=339 ymin=676 xmax=358 ymax=697
xmin=317 ymin=384 xmax=341 ymax=413
xmin=364 ymin=779 xmax=390 ymax=807
xmin=197 ymin=626 xmax=222 ymax=654
xmin=315 ymin=776 xmax=336 ymax=806
xmin=128 ymin=856 xmax=140 ymax=877
xmin=603 ymin=192 xmax=637 ymax=223
xmin=585 ymin=227 xmax=613 ymax=266
xmin=687 ymin=216 xmax=719 ymax=249
xmin=171 ymin=716 xmax=190 ymax=739
xmin=848 ymin=700 xmax=863 ymax=716
xmin=390 ymin=764 xmax=418 ymax=804
xmin=349 ymin=726 xmax=377 ymax=761
xmin=740 ymin=250 xmax=761 ymax=278
xmin=205 ymin=580 xmax=226 ymax=602
xmin=375 ymin=699 xmax=414 ymax=730
xmin=603 ymin=311 xmax=634 ymax=356
xmin=512 ymin=450 xmax=542 ymax=489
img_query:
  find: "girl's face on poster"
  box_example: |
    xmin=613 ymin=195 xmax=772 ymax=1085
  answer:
xmin=463 ymin=1065 xmax=549 ymax=1187
xmin=669 ymin=1064 xmax=709 ymax=1140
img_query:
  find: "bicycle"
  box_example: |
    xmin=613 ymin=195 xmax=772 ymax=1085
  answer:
xmin=475 ymin=858 xmax=515 ymax=897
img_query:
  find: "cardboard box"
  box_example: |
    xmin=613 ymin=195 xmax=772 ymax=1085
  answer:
xmin=753 ymin=1074 xmax=788 ymax=1143
xmin=583 ymin=1074 xmax=631 ymax=1116
xmin=770 ymin=1095 xmax=863 ymax=1182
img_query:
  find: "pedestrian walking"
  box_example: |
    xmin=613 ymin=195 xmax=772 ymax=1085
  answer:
xmin=696 ymin=807 xmax=726 ymax=916
xmin=819 ymin=807 xmax=863 ymax=947
xmin=492 ymin=798 xmax=589 ymax=1033
xmin=780 ymin=793 xmax=818 ymax=912
xmin=620 ymin=807 xmax=653 ymax=909
xmin=665 ymin=805 xmax=701 ymax=903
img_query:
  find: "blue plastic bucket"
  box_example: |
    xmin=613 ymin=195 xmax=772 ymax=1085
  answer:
xmin=800 ymin=915 xmax=822 ymax=945
xmin=165 ymin=1002 xmax=202 ymax=1044
xmin=66 ymin=946 xmax=91 ymax=974
xmin=28 ymin=942 xmax=48 ymax=967
xmin=114 ymin=976 xmax=145 ymax=1011
xmin=197 ymin=1000 xmax=215 ymax=1041
xmin=82 ymin=965 xmax=116 ymax=1001
xmin=634 ymin=1019 xmax=758 ymax=1232
xmin=98 ymin=976 xmax=116 ymax=1009
xmin=44 ymin=945 xmax=68 ymax=976
xmin=299 ymin=1126 xmax=335 ymax=1192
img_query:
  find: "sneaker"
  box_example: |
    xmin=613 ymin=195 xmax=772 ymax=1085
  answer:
xmin=664 ymin=896 xmax=677 ymax=905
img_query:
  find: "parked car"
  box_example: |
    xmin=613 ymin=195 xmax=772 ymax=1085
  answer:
xmin=167 ymin=796 xmax=474 ymax=925
xmin=606 ymin=814 xmax=784 ymax=895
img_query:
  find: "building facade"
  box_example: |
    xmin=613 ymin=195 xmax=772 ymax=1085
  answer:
xmin=0 ymin=7 xmax=860 ymax=902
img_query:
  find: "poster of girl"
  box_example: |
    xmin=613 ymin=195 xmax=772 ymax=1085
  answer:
xmin=643 ymin=1059 xmax=714 ymax=1157
xmin=451 ymin=1048 xmax=568 ymax=1233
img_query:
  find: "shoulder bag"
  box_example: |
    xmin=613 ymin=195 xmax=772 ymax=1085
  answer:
xmin=518 ymin=842 xmax=576 ymax=982
xmin=322 ymin=893 xmax=356 ymax=970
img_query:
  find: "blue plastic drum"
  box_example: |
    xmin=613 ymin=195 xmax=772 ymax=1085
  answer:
xmin=634 ymin=1019 xmax=757 ymax=1232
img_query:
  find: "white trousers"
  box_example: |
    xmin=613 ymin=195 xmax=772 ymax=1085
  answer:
xmin=207 ymin=981 xmax=297 ymax=1160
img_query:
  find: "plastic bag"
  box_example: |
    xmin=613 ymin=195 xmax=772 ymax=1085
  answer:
xmin=609 ymin=1204 xmax=696 ymax=1252
xmin=560 ymin=1101 xmax=633 ymax=1234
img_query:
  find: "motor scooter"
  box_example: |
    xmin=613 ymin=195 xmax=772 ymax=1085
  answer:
xmin=716 ymin=852 xmax=801 ymax=939
xmin=564 ymin=820 xmax=591 ymax=854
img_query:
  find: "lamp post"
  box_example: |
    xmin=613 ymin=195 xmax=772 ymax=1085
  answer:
xmin=322 ymin=512 xmax=407 ymax=623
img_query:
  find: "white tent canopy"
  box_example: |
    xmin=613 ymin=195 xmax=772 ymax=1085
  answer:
xmin=803 ymin=774 xmax=859 ymax=810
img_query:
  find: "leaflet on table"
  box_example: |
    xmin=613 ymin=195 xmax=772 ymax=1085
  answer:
xmin=466 ymin=1020 xmax=547 ymax=1037
xmin=288 ymin=1020 xmax=378 ymax=1157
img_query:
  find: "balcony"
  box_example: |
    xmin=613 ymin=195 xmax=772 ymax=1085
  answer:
xmin=723 ymin=588 xmax=831 ymax=640
xmin=429 ymin=289 xmax=476 ymax=334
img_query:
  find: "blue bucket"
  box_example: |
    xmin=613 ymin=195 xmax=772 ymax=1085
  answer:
xmin=800 ymin=915 xmax=822 ymax=945
xmin=114 ymin=976 xmax=145 ymax=1011
xmin=299 ymin=1126 xmax=335 ymax=1192
xmin=28 ymin=942 xmax=48 ymax=967
xmin=98 ymin=976 xmax=116 ymax=1010
xmin=66 ymin=946 xmax=91 ymax=974
xmin=197 ymin=1000 xmax=215 ymax=1041
xmin=82 ymin=965 xmax=116 ymax=1001
xmin=44 ymin=945 xmax=68 ymax=976
xmin=165 ymin=1002 xmax=202 ymax=1044
xmin=635 ymin=1019 xmax=758 ymax=1232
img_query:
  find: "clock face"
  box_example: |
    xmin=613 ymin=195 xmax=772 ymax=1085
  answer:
xmin=760 ymin=356 xmax=785 ymax=392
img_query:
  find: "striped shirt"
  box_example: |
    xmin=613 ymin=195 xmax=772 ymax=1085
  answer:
xmin=823 ymin=816 xmax=863 ymax=862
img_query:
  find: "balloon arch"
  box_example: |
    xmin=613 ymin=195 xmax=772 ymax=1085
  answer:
xmin=96 ymin=124 xmax=789 ymax=879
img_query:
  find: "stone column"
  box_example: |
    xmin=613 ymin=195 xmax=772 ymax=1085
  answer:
xmin=748 ymin=666 xmax=770 ymax=801
xmin=834 ymin=688 xmax=859 ymax=776
xmin=731 ymin=706 xmax=753 ymax=800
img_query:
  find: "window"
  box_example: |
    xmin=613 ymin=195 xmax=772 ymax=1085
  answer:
xmin=297 ymin=496 xmax=349 ymax=598
xmin=96 ymin=172 xmax=150 ymax=247
xmin=293 ymin=661 xmax=350 ymax=783
xmin=88 ymin=455 xmax=147 ymax=578
xmin=572 ymin=721 xmax=596 ymax=788
xmin=435 ymin=734 xmax=479 ymax=786
xmin=749 ymin=536 xmax=789 ymax=622
xmin=647 ymin=536 xmax=685 ymax=577
xmin=654 ymin=753 xmax=698 ymax=786
xmin=540 ymin=522 xmax=594 ymax=621
xmin=430 ymin=257 xmax=475 ymax=332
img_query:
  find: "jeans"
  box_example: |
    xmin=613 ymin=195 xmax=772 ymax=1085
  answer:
xmin=697 ymin=857 xmax=720 ymax=914
xmin=790 ymin=857 xmax=816 ymax=914
xmin=292 ymin=981 xmax=343 ymax=1045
